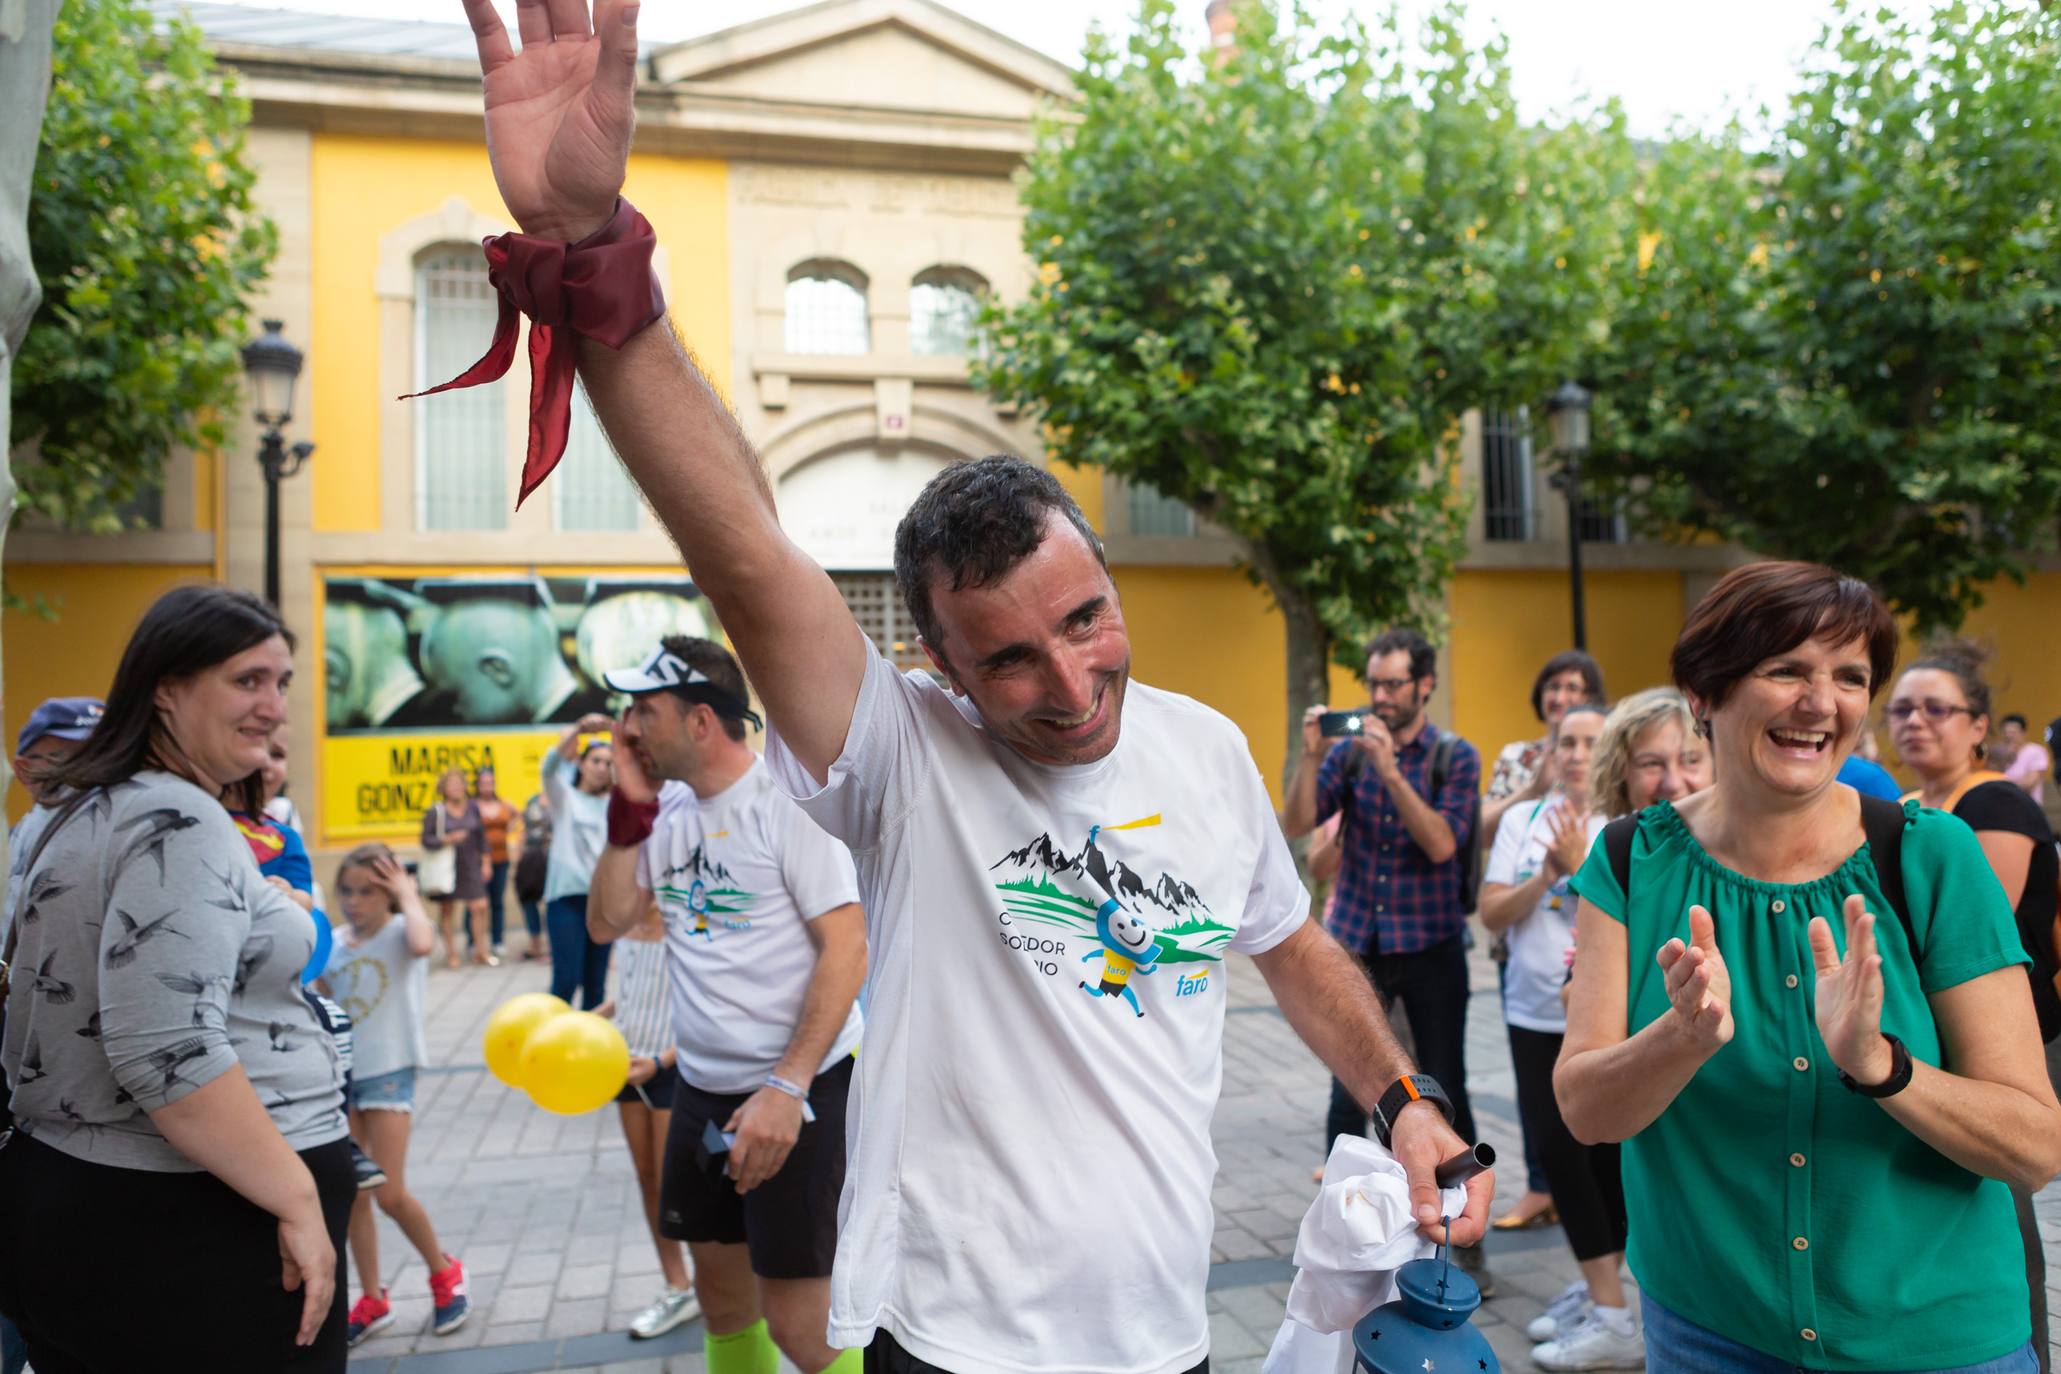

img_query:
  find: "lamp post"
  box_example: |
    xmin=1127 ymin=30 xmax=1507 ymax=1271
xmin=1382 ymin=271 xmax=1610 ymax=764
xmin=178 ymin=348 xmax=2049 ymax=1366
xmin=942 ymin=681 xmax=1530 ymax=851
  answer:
xmin=1545 ymin=379 xmax=1592 ymax=651
xmin=240 ymin=318 xmax=314 ymax=611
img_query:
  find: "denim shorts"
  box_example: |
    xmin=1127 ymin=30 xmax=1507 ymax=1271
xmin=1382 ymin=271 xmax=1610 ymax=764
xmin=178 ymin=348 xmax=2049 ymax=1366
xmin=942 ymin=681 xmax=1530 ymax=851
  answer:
xmin=348 ymin=1067 xmax=417 ymax=1114
xmin=1642 ymin=1294 xmax=2038 ymax=1374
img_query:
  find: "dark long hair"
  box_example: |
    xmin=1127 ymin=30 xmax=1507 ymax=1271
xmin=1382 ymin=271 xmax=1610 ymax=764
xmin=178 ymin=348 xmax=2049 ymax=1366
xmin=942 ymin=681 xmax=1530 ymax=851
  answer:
xmin=50 ymin=584 xmax=295 ymax=816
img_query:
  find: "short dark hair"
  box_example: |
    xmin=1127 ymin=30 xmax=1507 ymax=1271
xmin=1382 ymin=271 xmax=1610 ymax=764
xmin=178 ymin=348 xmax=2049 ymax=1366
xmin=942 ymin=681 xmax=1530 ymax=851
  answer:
xmin=2002 ymin=712 xmax=2027 ymax=731
xmin=1671 ymin=562 xmax=1897 ymax=727
xmin=660 ymin=634 xmax=751 ymax=741
xmin=1906 ymin=639 xmax=1994 ymax=724
xmin=1531 ymin=650 xmax=1605 ymax=721
xmin=51 ymin=584 xmax=295 ymax=816
xmin=1365 ymin=628 xmax=1436 ymax=682
xmin=892 ymin=455 xmax=1106 ymax=662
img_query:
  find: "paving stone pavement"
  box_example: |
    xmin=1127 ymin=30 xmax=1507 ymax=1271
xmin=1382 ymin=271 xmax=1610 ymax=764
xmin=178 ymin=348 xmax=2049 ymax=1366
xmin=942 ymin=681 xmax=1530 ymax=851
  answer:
xmin=343 ymin=937 xmax=2061 ymax=1374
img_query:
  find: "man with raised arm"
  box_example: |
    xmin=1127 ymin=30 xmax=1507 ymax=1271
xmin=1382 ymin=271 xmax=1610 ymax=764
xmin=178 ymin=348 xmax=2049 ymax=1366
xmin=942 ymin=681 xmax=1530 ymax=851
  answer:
xmin=454 ymin=5 xmax=1492 ymax=1370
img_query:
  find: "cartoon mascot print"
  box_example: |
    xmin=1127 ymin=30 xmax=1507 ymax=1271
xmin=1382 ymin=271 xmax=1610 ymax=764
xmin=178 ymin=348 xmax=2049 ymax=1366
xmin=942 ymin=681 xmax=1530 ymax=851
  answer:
xmin=1075 ymin=823 xmax=1162 ymax=1017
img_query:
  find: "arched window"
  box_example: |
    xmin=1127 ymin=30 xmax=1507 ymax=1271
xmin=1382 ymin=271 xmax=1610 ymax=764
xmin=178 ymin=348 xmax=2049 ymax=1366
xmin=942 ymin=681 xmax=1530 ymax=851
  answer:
xmin=554 ymin=384 xmax=642 ymax=532
xmin=784 ymin=263 xmax=869 ymax=355
xmin=415 ymin=246 xmax=507 ymax=529
xmin=909 ymin=268 xmax=986 ymax=356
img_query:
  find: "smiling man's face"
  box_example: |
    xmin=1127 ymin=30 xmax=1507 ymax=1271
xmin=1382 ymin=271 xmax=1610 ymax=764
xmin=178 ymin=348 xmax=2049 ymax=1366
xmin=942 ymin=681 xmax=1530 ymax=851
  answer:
xmin=923 ymin=514 xmax=1132 ymax=768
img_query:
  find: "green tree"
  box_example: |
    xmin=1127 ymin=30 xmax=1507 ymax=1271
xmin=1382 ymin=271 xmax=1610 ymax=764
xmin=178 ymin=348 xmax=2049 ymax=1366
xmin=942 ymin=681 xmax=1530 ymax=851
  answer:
xmin=1584 ymin=1 xmax=2061 ymax=633
xmin=976 ymin=0 xmax=1633 ymax=777
xmin=9 ymin=0 xmax=275 ymax=533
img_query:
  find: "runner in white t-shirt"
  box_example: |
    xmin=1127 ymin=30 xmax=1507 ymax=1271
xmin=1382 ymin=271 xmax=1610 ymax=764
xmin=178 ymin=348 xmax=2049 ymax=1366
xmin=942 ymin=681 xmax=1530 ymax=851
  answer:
xmin=451 ymin=14 xmax=1492 ymax=1370
xmin=587 ymin=637 xmax=866 ymax=1374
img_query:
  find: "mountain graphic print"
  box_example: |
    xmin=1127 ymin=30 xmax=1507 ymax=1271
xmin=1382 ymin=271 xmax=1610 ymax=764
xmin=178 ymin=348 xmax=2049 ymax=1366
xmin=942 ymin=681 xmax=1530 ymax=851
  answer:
xmin=988 ymin=828 xmax=1233 ymax=963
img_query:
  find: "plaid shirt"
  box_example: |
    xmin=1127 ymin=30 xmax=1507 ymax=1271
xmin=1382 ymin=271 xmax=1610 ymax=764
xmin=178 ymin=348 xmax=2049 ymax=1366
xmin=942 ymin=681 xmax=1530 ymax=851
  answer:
xmin=1314 ymin=722 xmax=1480 ymax=956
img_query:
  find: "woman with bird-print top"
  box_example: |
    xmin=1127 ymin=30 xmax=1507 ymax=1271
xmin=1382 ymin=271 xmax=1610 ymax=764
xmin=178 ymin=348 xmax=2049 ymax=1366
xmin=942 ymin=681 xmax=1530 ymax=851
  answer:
xmin=0 ymin=585 xmax=353 ymax=1371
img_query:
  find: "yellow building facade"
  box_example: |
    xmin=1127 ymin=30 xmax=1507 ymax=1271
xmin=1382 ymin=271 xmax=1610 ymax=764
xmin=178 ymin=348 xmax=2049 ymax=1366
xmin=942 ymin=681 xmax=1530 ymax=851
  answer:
xmin=8 ymin=0 xmax=2058 ymax=845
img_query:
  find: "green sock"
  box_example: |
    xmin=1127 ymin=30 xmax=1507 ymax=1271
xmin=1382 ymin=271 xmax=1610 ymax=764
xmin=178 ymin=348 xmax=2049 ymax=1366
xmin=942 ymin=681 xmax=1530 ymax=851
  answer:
xmin=705 ymin=1318 xmax=778 ymax=1374
xmin=820 ymin=1347 xmax=864 ymax=1374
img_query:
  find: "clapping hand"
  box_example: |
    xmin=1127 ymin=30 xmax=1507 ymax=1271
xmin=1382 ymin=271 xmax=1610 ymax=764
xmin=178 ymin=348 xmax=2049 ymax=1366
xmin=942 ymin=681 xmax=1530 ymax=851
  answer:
xmin=461 ymin=0 xmax=639 ymax=243
xmin=1542 ymin=801 xmax=1591 ymax=878
xmin=1809 ymin=895 xmax=1893 ymax=1084
xmin=1657 ymin=905 xmax=1734 ymax=1051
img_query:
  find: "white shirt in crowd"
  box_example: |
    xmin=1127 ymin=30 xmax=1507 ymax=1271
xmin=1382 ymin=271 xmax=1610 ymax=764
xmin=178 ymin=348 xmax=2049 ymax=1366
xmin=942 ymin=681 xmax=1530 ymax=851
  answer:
xmin=1482 ymin=791 xmax=1606 ymax=1035
xmin=542 ymin=754 xmax=609 ymax=903
xmin=327 ymin=915 xmax=431 ymax=1081
xmin=636 ymin=757 xmax=862 ymax=1094
xmin=767 ymin=650 xmax=1307 ymax=1374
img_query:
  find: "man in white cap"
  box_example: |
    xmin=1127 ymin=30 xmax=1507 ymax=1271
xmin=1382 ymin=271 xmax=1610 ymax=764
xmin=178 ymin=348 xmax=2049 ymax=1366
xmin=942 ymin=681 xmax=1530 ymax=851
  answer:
xmin=588 ymin=636 xmax=866 ymax=1374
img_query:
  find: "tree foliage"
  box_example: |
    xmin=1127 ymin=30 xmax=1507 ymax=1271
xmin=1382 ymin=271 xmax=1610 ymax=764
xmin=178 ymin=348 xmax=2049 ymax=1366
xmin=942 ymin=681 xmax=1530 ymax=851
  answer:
xmin=10 ymin=0 xmax=275 ymax=532
xmin=1585 ymin=1 xmax=2061 ymax=632
xmin=976 ymin=0 xmax=1629 ymax=774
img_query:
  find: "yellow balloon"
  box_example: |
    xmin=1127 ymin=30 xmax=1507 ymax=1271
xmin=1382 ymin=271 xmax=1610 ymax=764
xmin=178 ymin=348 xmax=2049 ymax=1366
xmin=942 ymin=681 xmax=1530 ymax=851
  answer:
xmin=521 ymin=1010 xmax=630 ymax=1116
xmin=481 ymin=992 xmax=571 ymax=1088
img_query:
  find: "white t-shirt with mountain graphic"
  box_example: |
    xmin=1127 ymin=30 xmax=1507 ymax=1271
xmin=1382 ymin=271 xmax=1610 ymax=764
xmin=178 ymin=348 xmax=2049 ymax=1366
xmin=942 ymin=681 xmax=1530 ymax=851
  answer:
xmin=636 ymin=757 xmax=863 ymax=1094
xmin=766 ymin=650 xmax=1308 ymax=1374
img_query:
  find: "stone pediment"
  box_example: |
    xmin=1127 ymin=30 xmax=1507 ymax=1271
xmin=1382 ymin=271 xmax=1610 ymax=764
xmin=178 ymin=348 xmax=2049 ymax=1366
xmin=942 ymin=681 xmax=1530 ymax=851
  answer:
xmin=651 ymin=0 xmax=1075 ymax=122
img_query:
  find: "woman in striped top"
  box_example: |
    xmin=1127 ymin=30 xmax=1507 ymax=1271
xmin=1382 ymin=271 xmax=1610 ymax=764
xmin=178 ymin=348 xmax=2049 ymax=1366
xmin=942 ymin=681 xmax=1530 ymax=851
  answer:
xmin=600 ymin=903 xmax=699 ymax=1339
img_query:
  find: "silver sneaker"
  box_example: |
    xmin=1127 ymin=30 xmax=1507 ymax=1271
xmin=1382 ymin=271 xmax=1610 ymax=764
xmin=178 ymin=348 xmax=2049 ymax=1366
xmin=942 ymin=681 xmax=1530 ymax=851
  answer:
xmin=1526 ymin=1279 xmax=1590 ymax=1342
xmin=629 ymin=1287 xmax=701 ymax=1340
xmin=1532 ymin=1307 xmax=1645 ymax=1371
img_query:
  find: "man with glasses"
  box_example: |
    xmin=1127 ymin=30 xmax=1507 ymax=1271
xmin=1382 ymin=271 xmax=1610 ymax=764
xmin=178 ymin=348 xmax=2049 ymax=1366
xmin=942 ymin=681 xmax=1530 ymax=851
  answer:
xmin=1283 ymin=629 xmax=1491 ymax=1280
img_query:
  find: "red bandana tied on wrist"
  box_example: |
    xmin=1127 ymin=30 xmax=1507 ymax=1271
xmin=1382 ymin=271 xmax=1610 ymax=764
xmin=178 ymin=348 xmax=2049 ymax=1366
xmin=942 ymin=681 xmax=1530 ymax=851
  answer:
xmin=402 ymin=198 xmax=666 ymax=508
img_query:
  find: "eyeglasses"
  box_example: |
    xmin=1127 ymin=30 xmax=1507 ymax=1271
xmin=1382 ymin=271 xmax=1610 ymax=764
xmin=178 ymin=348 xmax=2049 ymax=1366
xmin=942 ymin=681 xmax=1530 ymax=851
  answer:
xmin=1365 ymin=676 xmax=1421 ymax=694
xmin=1886 ymin=700 xmax=1979 ymax=724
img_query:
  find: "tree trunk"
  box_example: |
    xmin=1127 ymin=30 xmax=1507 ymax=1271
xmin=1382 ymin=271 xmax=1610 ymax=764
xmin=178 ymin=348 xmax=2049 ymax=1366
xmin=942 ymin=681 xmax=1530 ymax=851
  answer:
xmin=0 ymin=3 xmax=63 ymax=889
xmin=1234 ymin=535 xmax=1333 ymax=795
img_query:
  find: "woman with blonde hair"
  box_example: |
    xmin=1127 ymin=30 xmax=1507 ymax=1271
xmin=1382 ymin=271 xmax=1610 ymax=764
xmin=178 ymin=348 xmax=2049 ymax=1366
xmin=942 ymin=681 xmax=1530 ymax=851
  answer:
xmin=418 ymin=767 xmax=491 ymax=969
xmin=1516 ymin=687 xmax=1713 ymax=1365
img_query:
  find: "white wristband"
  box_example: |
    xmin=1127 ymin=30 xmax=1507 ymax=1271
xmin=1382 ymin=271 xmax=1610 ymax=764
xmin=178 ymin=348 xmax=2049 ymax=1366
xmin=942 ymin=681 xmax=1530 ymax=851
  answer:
xmin=765 ymin=1074 xmax=816 ymax=1124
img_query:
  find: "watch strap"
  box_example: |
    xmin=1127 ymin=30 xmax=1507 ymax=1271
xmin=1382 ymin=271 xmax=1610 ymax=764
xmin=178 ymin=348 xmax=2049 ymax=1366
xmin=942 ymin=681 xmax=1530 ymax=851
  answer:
xmin=1838 ymin=1033 xmax=1913 ymax=1098
xmin=1371 ymin=1073 xmax=1453 ymax=1149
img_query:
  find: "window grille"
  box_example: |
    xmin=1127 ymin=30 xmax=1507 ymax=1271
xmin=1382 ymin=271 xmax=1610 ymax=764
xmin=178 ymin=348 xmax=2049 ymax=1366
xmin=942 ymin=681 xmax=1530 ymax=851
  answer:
xmin=1480 ymin=408 xmax=1534 ymax=542
xmin=785 ymin=269 xmax=869 ymax=355
xmin=416 ymin=247 xmax=507 ymax=529
xmin=910 ymin=270 xmax=983 ymax=356
xmin=554 ymin=384 xmax=641 ymax=531
xmin=1125 ymin=479 xmax=1196 ymax=537
xmin=830 ymin=572 xmax=931 ymax=673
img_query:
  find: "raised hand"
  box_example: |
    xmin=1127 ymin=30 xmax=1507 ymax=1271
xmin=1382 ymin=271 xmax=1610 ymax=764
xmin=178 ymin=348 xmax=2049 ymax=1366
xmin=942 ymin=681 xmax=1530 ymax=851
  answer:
xmin=1300 ymin=704 xmax=1328 ymax=757
xmin=1809 ymin=895 xmax=1893 ymax=1084
xmin=1543 ymin=801 xmax=1591 ymax=878
xmin=1657 ymin=904 xmax=1734 ymax=1052
xmin=461 ymin=0 xmax=639 ymax=242
xmin=610 ymin=710 xmax=658 ymax=804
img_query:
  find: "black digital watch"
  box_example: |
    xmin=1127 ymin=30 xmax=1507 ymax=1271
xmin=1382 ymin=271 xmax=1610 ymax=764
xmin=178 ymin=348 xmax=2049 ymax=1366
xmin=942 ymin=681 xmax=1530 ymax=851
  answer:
xmin=1371 ymin=1073 xmax=1454 ymax=1150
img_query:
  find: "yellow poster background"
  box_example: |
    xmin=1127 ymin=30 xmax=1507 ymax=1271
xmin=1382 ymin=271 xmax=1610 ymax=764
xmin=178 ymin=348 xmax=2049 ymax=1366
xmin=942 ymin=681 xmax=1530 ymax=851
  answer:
xmin=321 ymin=730 xmax=602 ymax=845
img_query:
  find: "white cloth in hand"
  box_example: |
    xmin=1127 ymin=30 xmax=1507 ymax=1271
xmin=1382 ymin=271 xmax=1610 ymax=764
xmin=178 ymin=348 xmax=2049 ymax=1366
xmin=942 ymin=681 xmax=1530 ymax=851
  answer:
xmin=1260 ymin=1134 xmax=1469 ymax=1374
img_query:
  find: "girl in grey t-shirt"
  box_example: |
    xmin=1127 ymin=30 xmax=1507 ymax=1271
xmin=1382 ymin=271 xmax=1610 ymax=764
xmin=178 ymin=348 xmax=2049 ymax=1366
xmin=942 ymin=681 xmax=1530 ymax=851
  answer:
xmin=325 ymin=844 xmax=470 ymax=1344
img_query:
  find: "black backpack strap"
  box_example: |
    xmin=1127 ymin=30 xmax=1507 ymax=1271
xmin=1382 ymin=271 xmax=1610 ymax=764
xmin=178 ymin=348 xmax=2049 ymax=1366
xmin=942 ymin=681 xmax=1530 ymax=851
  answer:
xmin=1602 ymin=813 xmax=1638 ymax=905
xmin=1427 ymin=733 xmax=1453 ymax=796
xmin=1858 ymin=795 xmax=1915 ymax=955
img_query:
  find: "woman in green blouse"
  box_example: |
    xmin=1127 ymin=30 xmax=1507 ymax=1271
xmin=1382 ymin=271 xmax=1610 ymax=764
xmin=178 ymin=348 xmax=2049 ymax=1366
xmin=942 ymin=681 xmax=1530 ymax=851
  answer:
xmin=1557 ymin=561 xmax=2061 ymax=1374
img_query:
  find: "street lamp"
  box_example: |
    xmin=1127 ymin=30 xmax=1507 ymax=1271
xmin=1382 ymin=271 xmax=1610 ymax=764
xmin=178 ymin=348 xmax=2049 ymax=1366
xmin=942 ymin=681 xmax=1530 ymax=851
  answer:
xmin=1545 ymin=379 xmax=1593 ymax=651
xmin=241 ymin=318 xmax=315 ymax=611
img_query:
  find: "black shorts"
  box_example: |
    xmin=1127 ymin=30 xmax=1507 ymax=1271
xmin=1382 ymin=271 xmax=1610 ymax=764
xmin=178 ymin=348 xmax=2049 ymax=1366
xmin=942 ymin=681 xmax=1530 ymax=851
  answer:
xmin=617 ymin=1061 xmax=682 ymax=1107
xmin=658 ymin=1056 xmax=851 ymax=1280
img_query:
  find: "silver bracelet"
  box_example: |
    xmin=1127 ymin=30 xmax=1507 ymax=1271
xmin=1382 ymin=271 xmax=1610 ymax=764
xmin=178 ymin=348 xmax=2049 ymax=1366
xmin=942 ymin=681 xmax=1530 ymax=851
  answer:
xmin=765 ymin=1074 xmax=817 ymax=1123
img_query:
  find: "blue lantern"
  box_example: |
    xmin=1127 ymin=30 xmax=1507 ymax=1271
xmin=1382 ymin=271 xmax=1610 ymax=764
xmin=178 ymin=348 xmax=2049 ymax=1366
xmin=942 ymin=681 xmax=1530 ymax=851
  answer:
xmin=1350 ymin=1226 xmax=1498 ymax=1374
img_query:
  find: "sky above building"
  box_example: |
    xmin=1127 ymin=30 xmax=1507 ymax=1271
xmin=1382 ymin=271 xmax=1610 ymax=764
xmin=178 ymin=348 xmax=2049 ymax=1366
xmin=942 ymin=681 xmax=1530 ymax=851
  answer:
xmin=198 ymin=0 xmax=1937 ymax=140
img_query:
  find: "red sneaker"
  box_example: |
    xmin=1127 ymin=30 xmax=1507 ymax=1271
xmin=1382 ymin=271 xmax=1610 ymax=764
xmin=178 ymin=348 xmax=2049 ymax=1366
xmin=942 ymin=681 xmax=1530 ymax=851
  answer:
xmin=346 ymin=1288 xmax=393 ymax=1347
xmin=429 ymin=1254 xmax=470 ymax=1335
